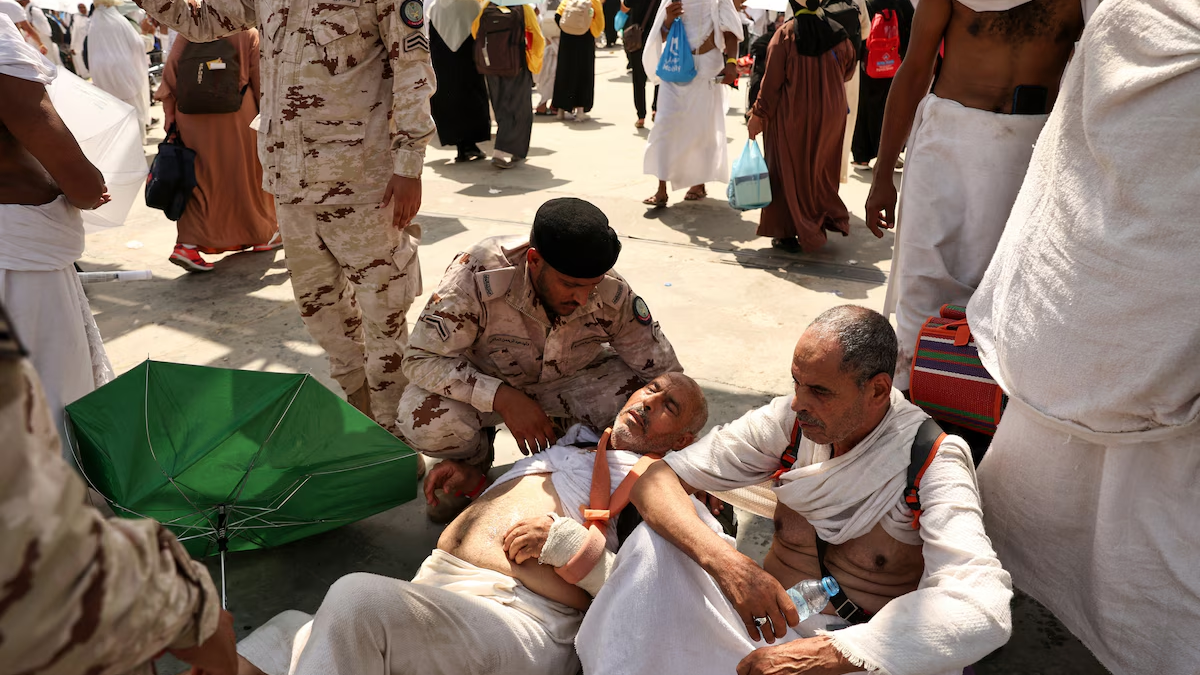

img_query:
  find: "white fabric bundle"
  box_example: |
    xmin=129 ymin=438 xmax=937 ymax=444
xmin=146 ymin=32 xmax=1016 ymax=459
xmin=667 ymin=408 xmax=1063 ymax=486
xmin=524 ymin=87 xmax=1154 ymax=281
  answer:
xmin=85 ymin=4 xmax=149 ymax=129
xmin=0 ymin=13 xmax=55 ymax=83
xmin=485 ymin=424 xmax=645 ymax=551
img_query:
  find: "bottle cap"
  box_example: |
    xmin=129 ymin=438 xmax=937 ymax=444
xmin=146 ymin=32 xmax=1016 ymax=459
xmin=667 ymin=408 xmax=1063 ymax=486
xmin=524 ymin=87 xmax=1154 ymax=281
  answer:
xmin=820 ymin=576 xmax=840 ymax=597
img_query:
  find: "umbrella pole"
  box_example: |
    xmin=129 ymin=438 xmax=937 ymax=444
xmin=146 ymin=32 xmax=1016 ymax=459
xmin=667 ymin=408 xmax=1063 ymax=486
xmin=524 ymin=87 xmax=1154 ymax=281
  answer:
xmin=217 ymin=505 xmax=229 ymax=610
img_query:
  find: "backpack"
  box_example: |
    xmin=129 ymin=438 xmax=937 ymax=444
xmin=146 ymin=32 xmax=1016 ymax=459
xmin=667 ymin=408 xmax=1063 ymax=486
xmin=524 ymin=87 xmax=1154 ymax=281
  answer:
xmin=175 ymin=38 xmax=246 ymax=115
xmin=145 ymin=124 xmax=198 ymax=221
xmin=559 ymin=0 xmax=594 ymax=36
xmin=473 ymin=3 xmax=525 ymax=77
xmin=865 ymin=8 xmax=901 ymax=78
xmin=821 ymin=0 xmax=862 ymax=61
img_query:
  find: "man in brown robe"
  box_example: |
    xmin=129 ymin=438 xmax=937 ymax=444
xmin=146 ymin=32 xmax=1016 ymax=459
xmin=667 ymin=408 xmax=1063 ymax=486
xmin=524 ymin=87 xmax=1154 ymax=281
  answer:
xmin=748 ymin=1 xmax=856 ymax=253
xmin=157 ymin=29 xmax=280 ymax=272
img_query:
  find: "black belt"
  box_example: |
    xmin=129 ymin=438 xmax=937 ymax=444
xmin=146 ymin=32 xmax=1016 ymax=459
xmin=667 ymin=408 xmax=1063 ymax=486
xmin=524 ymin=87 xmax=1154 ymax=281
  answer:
xmin=815 ymin=536 xmax=871 ymax=625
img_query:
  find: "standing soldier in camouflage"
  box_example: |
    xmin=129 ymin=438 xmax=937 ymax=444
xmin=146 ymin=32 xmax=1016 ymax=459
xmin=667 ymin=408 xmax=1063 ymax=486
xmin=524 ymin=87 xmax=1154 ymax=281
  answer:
xmin=133 ymin=0 xmax=436 ymax=432
xmin=0 ymin=301 xmax=237 ymax=675
xmin=397 ymin=198 xmax=683 ymax=519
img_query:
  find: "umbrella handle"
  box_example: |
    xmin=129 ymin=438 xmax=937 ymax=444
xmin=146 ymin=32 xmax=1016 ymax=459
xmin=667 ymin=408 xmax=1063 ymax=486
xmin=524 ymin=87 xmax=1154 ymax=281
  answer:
xmin=217 ymin=505 xmax=229 ymax=610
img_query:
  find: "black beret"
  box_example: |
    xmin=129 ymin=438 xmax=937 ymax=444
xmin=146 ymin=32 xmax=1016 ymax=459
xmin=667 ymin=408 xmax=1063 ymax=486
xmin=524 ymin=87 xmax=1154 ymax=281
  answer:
xmin=529 ymin=198 xmax=621 ymax=279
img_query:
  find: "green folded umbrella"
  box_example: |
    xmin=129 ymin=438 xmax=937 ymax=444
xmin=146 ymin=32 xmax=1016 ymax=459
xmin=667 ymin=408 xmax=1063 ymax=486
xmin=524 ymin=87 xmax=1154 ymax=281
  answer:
xmin=65 ymin=360 xmax=418 ymax=607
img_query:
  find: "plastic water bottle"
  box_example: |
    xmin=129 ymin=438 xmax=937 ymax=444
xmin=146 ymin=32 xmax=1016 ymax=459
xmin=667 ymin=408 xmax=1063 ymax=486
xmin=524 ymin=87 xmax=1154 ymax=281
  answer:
xmin=786 ymin=576 xmax=841 ymax=622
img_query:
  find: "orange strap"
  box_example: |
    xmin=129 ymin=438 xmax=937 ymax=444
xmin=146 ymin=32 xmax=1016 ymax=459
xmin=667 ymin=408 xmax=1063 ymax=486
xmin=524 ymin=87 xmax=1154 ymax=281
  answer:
xmin=580 ymin=428 xmax=661 ymax=536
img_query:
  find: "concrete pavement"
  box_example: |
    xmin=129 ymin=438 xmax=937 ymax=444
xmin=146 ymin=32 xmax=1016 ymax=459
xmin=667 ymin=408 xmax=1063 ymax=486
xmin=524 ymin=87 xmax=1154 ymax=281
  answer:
xmin=76 ymin=44 xmax=1104 ymax=673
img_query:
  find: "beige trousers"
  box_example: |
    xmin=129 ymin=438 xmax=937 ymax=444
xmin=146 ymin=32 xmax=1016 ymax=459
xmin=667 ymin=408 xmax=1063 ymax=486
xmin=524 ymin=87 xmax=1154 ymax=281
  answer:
xmin=275 ymin=203 xmax=421 ymax=431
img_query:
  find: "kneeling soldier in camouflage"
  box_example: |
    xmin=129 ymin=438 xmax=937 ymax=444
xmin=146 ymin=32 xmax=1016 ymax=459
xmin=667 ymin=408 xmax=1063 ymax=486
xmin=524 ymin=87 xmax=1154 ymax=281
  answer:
xmin=398 ymin=197 xmax=683 ymax=520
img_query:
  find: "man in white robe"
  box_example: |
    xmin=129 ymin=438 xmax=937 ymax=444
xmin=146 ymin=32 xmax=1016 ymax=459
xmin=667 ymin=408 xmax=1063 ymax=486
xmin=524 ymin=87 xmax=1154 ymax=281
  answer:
xmin=967 ymin=1 xmax=1200 ymax=672
xmin=235 ymin=373 xmax=709 ymax=675
xmin=16 ymin=0 xmax=60 ymax=64
xmin=863 ymin=0 xmax=1085 ymax=391
xmin=640 ymin=0 xmax=740 ymax=205
xmin=578 ymin=306 xmax=1012 ymax=675
xmin=0 ymin=14 xmax=113 ymax=445
xmin=85 ymin=0 xmax=148 ymax=132
xmin=68 ymin=3 xmax=89 ymax=77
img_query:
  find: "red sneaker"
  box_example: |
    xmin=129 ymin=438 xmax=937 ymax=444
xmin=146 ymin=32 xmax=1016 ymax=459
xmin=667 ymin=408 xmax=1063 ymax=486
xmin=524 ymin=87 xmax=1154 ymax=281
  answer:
xmin=169 ymin=245 xmax=214 ymax=272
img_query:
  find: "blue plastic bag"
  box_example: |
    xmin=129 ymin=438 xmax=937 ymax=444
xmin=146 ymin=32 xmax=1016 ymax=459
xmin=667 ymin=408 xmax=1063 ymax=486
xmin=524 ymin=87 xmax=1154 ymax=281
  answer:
xmin=656 ymin=20 xmax=697 ymax=83
xmin=727 ymin=139 xmax=772 ymax=211
xmin=614 ymin=9 xmax=629 ymax=31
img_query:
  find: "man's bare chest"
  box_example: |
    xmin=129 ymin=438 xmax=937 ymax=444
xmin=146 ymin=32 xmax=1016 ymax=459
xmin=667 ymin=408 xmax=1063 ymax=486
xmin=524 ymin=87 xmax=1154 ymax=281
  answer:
xmin=772 ymin=504 xmax=924 ymax=582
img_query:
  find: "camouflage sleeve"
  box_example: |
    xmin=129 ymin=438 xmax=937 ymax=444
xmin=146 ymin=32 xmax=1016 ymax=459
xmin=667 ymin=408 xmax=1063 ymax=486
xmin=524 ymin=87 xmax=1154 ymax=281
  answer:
xmin=402 ymin=268 xmax=504 ymax=413
xmin=607 ymin=285 xmax=683 ymax=379
xmin=377 ymin=0 xmax=436 ymax=179
xmin=0 ymin=360 xmax=220 ymax=675
xmin=132 ymin=0 xmax=256 ymax=42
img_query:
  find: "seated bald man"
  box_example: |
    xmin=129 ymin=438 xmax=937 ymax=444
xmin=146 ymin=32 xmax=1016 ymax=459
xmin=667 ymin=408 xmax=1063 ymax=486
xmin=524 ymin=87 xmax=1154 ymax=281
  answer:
xmin=237 ymin=372 xmax=708 ymax=675
xmin=577 ymin=306 xmax=1012 ymax=675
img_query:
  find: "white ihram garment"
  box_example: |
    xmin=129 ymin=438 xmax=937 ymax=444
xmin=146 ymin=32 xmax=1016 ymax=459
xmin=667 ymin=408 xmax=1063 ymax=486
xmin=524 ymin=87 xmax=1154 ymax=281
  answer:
xmin=838 ymin=0 xmax=868 ymax=184
xmin=641 ymin=0 xmax=741 ymax=190
xmin=238 ymin=552 xmax=582 ymax=675
xmin=69 ymin=12 xmax=88 ymax=76
xmin=578 ymin=392 xmax=1012 ymax=675
xmin=882 ymin=93 xmax=1046 ymax=390
xmin=968 ymin=0 xmax=1200 ymax=672
xmin=86 ymin=5 xmax=149 ymax=130
xmin=0 ymin=22 xmax=112 ymax=445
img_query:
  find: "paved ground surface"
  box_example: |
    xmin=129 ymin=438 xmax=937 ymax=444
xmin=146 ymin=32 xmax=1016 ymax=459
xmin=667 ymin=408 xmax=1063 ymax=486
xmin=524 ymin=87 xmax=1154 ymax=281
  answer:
xmin=76 ymin=44 xmax=1105 ymax=674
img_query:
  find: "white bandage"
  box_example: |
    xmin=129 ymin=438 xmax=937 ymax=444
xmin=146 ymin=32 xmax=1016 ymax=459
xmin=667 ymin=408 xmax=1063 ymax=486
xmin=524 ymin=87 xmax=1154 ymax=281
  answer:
xmin=539 ymin=514 xmax=616 ymax=596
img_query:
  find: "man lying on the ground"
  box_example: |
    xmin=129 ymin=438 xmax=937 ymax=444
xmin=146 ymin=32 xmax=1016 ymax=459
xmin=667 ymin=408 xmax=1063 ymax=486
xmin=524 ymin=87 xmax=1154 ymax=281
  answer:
xmin=397 ymin=197 xmax=683 ymax=521
xmin=235 ymin=371 xmax=708 ymax=675
xmin=576 ymin=306 xmax=1012 ymax=675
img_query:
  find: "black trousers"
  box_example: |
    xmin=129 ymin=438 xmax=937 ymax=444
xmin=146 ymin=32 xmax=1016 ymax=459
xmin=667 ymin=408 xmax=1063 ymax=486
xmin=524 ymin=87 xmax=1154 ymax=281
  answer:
xmin=603 ymin=0 xmax=620 ymax=46
xmin=631 ymin=50 xmax=659 ymax=120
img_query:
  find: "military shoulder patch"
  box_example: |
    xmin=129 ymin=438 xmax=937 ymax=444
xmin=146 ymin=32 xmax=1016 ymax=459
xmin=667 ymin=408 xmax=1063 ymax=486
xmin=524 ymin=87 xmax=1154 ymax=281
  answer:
xmin=632 ymin=296 xmax=652 ymax=326
xmin=404 ymin=30 xmax=429 ymax=52
xmin=401 ymin=0 xmax=424 ymax=28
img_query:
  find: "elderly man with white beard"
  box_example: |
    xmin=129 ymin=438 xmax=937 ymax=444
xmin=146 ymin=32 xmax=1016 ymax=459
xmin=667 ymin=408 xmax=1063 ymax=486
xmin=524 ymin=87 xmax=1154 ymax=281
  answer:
xmin=577 ymin=306 xmax=1012 ymax=675
xmin=235 ymin=371 xmax=708 ymax=675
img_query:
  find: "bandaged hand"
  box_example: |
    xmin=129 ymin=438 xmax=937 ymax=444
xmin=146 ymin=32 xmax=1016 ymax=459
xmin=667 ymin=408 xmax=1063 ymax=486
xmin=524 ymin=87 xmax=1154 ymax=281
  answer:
xmin=532 ymin=514 xmax=614 ymax=596
xmin=504 ymin=514 xmax=555 ymax=564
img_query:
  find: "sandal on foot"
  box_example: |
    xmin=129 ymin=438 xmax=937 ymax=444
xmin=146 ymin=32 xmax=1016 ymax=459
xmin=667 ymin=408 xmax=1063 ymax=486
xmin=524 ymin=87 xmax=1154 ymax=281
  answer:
xmin=770 ymin=237 xmax=802 ymax=253
xmin=643 ymin=194 xmax=668 ymax=207
xmin=684 ymin=188 xmax=707 ymax=201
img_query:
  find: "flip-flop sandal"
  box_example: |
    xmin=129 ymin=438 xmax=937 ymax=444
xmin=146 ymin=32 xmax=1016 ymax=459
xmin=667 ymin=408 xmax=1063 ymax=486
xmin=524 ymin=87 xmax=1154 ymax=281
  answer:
xmin=534 ymin=109 xmax=555 ymax=116
xmin=684 ymin=189 xmax=707 ymax=201
xmin=642 ymin=195 xmax=668 ymax=207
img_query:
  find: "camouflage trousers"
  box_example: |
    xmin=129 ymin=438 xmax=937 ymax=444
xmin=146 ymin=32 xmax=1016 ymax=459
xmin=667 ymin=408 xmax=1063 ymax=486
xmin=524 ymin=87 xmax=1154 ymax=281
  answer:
xmin=396 ymin=349 xmax=646 ymax=465
xmin=275 ymin=202 xmax=422 ymax=432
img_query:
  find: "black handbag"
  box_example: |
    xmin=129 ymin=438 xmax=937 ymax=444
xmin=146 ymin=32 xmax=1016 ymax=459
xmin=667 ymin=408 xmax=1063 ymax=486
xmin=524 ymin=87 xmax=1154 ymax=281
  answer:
xmin=145 ymin=124 xmax=197 ymax=222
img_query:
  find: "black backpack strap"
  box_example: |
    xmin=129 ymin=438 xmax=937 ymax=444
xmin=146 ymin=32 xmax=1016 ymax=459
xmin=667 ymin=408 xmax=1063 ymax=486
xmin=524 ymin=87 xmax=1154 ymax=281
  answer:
xmin=904 ymin=418 xmax=946 ymax=529
xmin=814 ymin=536 xmax=871 ymax=625
xmin=808 ymin=418 xmax=947 ymax=625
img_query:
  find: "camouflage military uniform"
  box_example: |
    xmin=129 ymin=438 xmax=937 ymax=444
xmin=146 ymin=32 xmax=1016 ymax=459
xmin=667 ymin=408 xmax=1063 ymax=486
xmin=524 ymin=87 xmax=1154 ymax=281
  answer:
xmin=135 ymin=0 xmax=436 ymax=431
xmin=397 ymin=236 xmax=683 ymax=465
xmin=0 ymin=310 xmax=219 ymax=675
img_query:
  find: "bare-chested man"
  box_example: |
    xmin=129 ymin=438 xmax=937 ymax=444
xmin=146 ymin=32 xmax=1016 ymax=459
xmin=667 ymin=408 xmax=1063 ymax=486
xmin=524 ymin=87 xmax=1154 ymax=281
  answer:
xmin=0 ymin=15 xmax=111 ymax=440
xmin=236 ymin=371 xmax=708 ymax=675
xmin=577 ymin=306 xmax=1012 ymax=675
xmin=863 ymin=0 xmax=1086 ymax=391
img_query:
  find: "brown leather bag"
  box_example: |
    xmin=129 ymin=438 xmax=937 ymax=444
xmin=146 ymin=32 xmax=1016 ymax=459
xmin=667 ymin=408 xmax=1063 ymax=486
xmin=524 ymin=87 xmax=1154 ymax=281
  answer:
xmin=622 ymin=0 xmax=660 ymax=54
